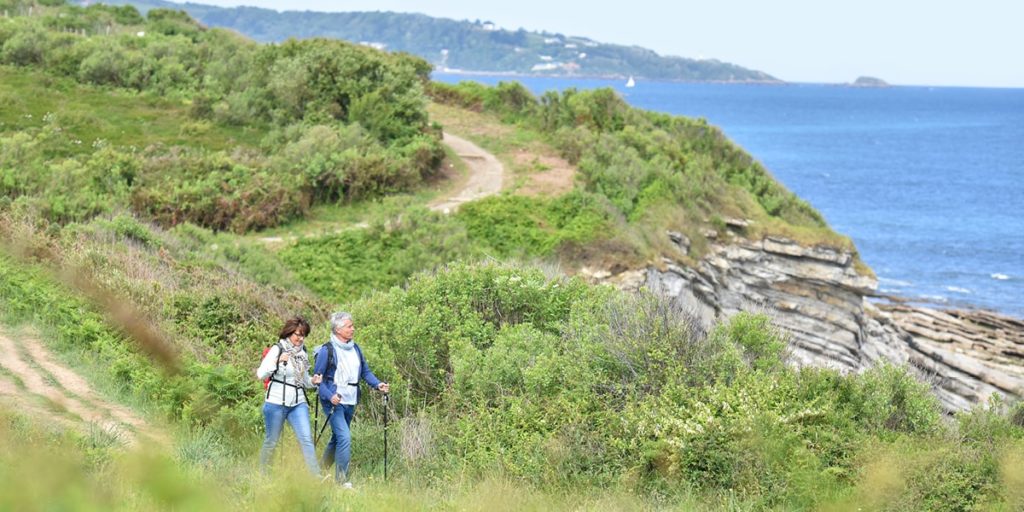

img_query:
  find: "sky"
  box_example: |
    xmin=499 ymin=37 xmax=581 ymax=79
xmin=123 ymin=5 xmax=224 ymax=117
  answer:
xmin=169 ymin=0 xmax=1024 ymax=88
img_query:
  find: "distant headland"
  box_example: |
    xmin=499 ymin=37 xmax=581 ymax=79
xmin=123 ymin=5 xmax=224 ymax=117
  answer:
xmin=84 ymin=0 xmax=782 ymax=83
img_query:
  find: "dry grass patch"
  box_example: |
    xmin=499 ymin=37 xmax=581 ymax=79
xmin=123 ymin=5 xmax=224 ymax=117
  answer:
xmin=429 ymin=102 xmax=577 ymax=197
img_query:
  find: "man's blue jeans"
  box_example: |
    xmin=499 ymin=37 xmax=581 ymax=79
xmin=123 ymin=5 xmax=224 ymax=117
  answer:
xmin=321 ymin=402 xmax=356 ymax=482
xmin=260 ymin=401 xmax=319 ymax=475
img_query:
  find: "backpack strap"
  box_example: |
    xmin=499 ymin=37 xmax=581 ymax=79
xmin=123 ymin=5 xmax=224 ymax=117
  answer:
xmin=327 ymin=342 xmax=336 ymax=377
xmin=266 ymin=343 xmax=302 ymax=405
xmin=319 ymin=342 xmax=338 ymax=383
xmin=265 ymin=344 xmax=283 ymax=402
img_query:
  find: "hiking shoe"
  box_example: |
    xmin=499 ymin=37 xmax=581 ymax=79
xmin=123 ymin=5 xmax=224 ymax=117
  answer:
xmin=342 ymin=481 xmax=354 ymax=490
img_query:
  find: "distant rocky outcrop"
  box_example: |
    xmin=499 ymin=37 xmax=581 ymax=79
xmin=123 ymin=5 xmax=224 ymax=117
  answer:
xmin=580 ymin=229 xmax=1024 ymax=412
xmin=850 ymin=76 xmax=890 ymax=87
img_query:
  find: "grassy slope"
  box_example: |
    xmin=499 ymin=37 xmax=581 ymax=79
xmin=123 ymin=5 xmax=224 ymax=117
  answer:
xmin=2 ymin=29 xmax=942 ymax=507
xmin=0 ymin=66 xmax=266 ymax=152
xmin=427 ymin=100 xmax=868 ymax=273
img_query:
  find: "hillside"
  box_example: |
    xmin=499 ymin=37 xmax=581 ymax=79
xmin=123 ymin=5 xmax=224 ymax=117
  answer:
xmin=2 ymin=2 xmax=1024 ymax=510
xmin=85 ymin=0 xmax=780 ymax=82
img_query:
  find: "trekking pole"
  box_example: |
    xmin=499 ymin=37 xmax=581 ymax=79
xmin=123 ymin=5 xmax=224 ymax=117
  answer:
xmin=316 ymin=407 xmax=333 ymax=447
xmin=382 ymin=392 xmax=389 ymax=480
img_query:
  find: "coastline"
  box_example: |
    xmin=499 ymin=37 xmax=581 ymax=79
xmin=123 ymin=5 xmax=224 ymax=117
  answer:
xmin=433 ymin=68 xmax=786 ymax=85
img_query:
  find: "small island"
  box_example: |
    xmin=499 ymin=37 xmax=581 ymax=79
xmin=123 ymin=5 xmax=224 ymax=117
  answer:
xmin=850 ymin=76 xmax=891 ymax=87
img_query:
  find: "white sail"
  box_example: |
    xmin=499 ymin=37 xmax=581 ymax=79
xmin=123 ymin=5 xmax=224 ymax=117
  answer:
xmin=625 ymin=76 xmax=636 ymax=88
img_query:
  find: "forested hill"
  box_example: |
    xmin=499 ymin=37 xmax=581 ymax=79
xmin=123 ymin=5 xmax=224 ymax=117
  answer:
xmin=86 ymin=0 xmax=779 ymax=82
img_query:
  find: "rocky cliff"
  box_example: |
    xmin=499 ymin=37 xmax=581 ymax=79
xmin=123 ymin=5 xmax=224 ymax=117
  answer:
xmin=580 ymin=229 xmax=1024 ymax=411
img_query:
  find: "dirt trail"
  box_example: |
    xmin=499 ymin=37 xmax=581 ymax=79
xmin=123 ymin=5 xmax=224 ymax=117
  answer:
xmin=258 ymin=132 xmax=504 ymax=244
xmin=0 ymin=333 xmax=163 ymax=447
xmin=428 ymin=132 xmax=504 ymax=213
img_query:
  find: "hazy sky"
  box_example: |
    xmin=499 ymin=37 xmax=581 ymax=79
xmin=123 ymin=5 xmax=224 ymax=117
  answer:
xmin=171 ymin=0 xmax=1023 ymax=87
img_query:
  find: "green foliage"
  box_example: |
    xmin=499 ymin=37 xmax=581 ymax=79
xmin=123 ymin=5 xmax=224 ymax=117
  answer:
xmin=278 ymin=201 xmax=476 ymax=301
xmin=456 ymin=191 xmax=611 ymax=257
xmin=432 ymin=81 xmax=830 ymax=240
xmin=0 ymin=6 xmax=443 ymax=232
xmin=274 ymin=191 xmax=611 ymax=303
xmin=711 ymin=312 xmax=787 ymax=372
xmin=849 ymin=364 xmax=942 ymax=436
xmin=0 ymin=214 xmax=324 ymax=450
xmin=1 ymin=215 xmax=1022 ymax=508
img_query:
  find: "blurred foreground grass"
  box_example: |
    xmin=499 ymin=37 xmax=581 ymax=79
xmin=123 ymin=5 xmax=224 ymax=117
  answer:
xmin=0 ymin=405 xmax=726 ymax=512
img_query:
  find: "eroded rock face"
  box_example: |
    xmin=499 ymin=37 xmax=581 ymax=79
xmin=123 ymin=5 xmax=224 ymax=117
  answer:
xmin=580 ymin=235 xmax=1024 ymax=411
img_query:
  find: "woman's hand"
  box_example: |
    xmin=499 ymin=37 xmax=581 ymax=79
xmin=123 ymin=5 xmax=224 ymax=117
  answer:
xmin=330 ymin=394 xmax=341 ymax=405
xmin=312 ymin=374 xmax=323 ymax=385
xmin=377 ymin=382 xmax=390 ymax=394
xmin=278 ymin=352 xmax=290 ymax=363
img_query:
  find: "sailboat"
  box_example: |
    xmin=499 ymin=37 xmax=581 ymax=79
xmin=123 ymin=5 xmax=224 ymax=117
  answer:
xmin=625 ymin=76 xmax=636 ymax=88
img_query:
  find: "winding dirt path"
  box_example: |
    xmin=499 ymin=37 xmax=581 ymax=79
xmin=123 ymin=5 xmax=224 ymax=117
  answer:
xmin=257 ymin=131 xmax=504 ymax=244
xmin=0 ymin=332 xmax=163 ymax=447
xmin=428 ymin=132 xmax=505 ymax=213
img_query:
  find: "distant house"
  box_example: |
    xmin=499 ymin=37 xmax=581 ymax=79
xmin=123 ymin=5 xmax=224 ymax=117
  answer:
xmin=578 ymin=52 xmax=587 ymax=59
xmin=544 ymin=37 xmax=560 ymax=44
xmin=482 ymin=21 xmax=497 ymax=31
xmin=565 ymin=43 xmax=577 ymax=49
xmin=539 ymin=55 xmax=553 ymax=62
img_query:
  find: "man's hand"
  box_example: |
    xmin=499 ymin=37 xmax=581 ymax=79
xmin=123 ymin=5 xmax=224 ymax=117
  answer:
xmin=330 ymin=394 xmax=341 ymax=405
xmin=312 ymin=374 xmax=322 ymax=385
xmin=377 ymin=382 xmax=390 ymax=394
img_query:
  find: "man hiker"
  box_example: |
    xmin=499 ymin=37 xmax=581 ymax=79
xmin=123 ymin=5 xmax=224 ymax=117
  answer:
xmin=313 ymin=311 xmax=389 ymax=487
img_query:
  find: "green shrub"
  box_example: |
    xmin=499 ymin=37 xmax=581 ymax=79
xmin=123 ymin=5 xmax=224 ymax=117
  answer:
xmin=850 ymin=364 xmax=943 ymax=435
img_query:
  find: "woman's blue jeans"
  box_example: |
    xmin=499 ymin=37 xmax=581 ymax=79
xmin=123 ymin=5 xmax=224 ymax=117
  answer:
xmin=321 ymin=402 xmax=355 ymax=482
xmin=260 ymin=401 xmax=319 ymax=475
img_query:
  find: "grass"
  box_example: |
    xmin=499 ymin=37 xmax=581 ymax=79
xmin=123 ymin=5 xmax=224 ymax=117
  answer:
xmin=0 ymin=65 xmax=267 ymax=153
xmin=245 ymin=142 xmax=469 ymax=243
xmin=0 ymin=403 xmax=770 ymax=511
xmin=429 ymin=100 xmax=874 ymax=276
xmin=429 ymin=102 xmax=566 ymax=188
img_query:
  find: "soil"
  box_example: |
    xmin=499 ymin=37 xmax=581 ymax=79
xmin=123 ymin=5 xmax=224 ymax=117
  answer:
xmin=428 ymin=132 xmax=505 ymax=213
xmin=0 ymin=332 xmax=164 ymax=447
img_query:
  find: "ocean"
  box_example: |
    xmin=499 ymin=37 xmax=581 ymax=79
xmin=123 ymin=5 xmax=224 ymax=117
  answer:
xmin=434 ymin=73 xmax=1024 ymax=316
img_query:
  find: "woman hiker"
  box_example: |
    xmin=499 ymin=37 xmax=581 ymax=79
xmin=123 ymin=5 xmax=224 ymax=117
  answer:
xmin=314 ymin=311 xmax=389 ymax=488
xmin=256 ymin=316 xmax=322 ymax=475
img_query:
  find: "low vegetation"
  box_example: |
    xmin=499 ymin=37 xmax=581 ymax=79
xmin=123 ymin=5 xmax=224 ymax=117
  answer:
xmin=1 ymin=1 xmax=444 ymax=232
xmin=0 ymin=2 xmax=1019 ymax=510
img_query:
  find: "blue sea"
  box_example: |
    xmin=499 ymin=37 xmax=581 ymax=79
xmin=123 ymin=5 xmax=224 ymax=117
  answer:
xmin=435 ymin=73 xmax=1024 ymax=316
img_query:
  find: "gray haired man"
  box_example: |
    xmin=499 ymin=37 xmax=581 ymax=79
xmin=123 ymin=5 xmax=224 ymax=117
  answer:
xmin=313 ymin=312 xmax=389 ymax=486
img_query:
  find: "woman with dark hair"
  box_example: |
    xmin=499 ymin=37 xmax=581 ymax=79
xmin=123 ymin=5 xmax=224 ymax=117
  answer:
xmin=255 ymin=316 xmax=322 ymax=475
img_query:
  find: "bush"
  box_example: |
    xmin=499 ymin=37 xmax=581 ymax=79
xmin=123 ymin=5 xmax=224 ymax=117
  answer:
xmin=1 ymin=23 xmax=47 ymax=65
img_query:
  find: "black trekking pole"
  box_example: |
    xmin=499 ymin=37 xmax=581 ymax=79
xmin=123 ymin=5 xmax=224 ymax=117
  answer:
xmin=315 ymin=407 xmax=333 ymax=447
xmin=382 ymin=392 xmax=389 ymax=481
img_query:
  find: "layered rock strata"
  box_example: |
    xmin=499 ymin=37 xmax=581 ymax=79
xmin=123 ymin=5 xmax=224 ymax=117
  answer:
xmin=580 ymin=232 xmax=1024 ymax=411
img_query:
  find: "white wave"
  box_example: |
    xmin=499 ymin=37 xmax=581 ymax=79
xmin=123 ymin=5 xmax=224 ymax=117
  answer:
xmin=945 ymin=286 xmax=972 ymax=294
xmin=920 ymin=294 xmax=949 ymax=303
xmin=991 ymin=273 xmax=1011 ymax=281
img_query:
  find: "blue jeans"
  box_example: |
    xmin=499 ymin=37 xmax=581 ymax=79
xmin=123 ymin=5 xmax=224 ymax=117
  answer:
xmin=260 ymin=401 xmax=319 ymax=475
xmin=321 ymin=402 xmax=356 ymax=482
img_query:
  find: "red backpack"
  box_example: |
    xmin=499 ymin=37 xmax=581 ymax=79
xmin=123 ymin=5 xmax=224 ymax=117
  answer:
xmin=261 ymin=344 xmax=282 ymax=390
